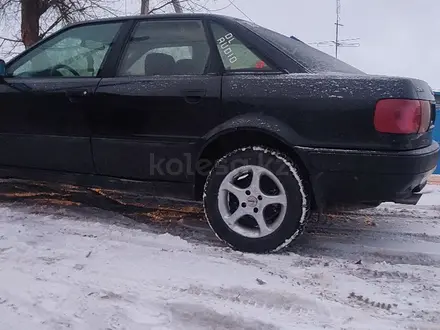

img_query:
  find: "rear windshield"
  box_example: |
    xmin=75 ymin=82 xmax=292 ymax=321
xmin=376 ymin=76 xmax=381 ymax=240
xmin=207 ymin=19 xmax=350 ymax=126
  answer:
xmin=236 ymin=19 xmax=364 ymax=74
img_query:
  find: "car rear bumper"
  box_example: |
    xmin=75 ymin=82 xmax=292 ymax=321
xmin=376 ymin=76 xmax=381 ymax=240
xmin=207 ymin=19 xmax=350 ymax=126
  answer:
xmin=296 ymin=141 xmax=440 ymax=209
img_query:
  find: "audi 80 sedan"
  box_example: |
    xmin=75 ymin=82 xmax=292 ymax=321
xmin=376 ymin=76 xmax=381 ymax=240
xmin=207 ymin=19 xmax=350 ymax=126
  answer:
xmin=0 ymin=13 xmax=438 ymax=253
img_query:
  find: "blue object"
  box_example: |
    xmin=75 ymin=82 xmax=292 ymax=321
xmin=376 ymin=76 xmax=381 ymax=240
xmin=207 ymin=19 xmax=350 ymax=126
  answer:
xmin=433 ymin=92 xmax=440 ymax=174
xmin=0 ymin=59 xmax=5 ymax=77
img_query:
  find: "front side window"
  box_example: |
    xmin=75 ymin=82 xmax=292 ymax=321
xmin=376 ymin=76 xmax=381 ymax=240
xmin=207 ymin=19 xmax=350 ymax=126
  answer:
xmin=7 ymin=22 xmax=122 ymax=78
xmin=118 ymin=20 xmax=210 ymax=76
xmin=210 ymin=22 xmax=273 ymax=72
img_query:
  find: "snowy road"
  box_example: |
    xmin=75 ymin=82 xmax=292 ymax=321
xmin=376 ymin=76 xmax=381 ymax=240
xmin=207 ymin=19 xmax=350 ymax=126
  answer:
xmin=0 ymin=181 xmax=439 ymax=330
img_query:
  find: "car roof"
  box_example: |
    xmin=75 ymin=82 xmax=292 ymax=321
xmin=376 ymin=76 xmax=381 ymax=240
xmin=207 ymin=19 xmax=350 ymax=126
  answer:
xmin=66 ymin=13 xmax=238 ymax=27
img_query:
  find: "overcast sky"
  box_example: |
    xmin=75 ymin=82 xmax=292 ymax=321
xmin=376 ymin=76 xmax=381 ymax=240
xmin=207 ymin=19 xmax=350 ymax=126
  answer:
xmin=123 ymin=0 xmax=440 ymax=89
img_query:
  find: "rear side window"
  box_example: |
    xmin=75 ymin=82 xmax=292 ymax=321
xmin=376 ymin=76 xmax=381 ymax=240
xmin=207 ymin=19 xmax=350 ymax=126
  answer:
xmin=117 ymin=20 xmax=210 ymax=76
xmin=210 ymin=22 xmax=273 ymax=72
xmin=236 ymin=19 xmax=363 ymax=74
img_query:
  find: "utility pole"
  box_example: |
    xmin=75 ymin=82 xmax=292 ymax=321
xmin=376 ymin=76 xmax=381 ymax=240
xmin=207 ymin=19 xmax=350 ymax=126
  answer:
xmin=335 ymin=0 xmax=342 ymax=58
xmin=308 ymin=0 xmax=360 ymax=59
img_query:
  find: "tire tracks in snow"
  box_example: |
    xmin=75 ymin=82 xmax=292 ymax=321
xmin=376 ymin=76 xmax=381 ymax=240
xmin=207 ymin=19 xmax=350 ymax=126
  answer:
xmin=287 ymin=207 xmax=440 ymax=267
xmin=1 ymin=190 xmax=439 ymax=328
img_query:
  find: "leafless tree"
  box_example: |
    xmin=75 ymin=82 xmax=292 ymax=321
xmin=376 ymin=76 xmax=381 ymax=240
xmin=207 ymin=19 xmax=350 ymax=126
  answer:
xmin=140 ymin=0 xmax=149 ymax=14
xmin=0 ymin=0 xmax=121 ymax=57
xmin=0 ymin=0 xmax=218 ymax=58
xmin=141 ymin=0 xmax=214 ymax=15
xmin=172 ymin=0 xmax=183 ymax=13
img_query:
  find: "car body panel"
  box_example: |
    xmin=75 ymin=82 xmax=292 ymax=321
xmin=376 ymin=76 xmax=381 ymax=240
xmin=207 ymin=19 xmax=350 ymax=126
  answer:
xmin=433 ymin=92 xmax=440 ymax=174
xmin=0 ymin=77 xmax=98 ymax=173
xmin=92 ymin=75 xmax=222 ymax=182
xmin=221 ymin=73 xmax=435 ymax=151
xmin=296 ymin=141 xmax=439 ymax=208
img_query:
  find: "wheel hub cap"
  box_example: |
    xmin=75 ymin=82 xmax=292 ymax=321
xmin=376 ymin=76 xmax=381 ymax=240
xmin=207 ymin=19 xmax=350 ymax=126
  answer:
xmin=217 ymin=165 xmax=288 ymax=238
xmin=246 ymin=195 xmax=258 ymax=207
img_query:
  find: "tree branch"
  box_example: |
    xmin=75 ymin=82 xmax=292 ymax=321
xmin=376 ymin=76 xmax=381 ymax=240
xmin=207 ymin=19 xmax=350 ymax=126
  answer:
xmin=39 ymin=15 xmax=64 ymax=39
xmin=172 ymin=0 xmax=183 ymax=13
xmin=148 ymin=0 xmax=173 ymax=14
xmin=0 ymin=0 xmax=216 ymax=51
xmin=0 ymin=35 xmax=20 ymax=43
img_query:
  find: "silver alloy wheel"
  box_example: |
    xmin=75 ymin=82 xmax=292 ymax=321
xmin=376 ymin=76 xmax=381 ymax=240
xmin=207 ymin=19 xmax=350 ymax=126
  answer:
xmin=217 ymin=165 xmax=287 ymax=238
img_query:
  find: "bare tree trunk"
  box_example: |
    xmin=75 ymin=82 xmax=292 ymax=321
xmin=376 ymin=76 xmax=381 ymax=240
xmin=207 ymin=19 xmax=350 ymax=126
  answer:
xmin=0 ymin=0 xmax=122 ymax=57
xmin=21 ymin=0 xmax=41 ymax=48
xmin=141 ymin=0 xmax=150 ymax=14
xmin=172 ymin=0 xmax=183 ymax=13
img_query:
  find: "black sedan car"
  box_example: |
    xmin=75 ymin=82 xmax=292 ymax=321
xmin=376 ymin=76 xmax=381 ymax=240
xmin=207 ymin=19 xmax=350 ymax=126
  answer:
xmin=0 ymin=14 xmax=438 ymax=253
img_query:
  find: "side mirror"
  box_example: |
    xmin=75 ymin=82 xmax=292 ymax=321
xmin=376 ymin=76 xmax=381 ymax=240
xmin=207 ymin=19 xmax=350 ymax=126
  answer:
xmin=0 ymin=59 xmax=5 ymax=77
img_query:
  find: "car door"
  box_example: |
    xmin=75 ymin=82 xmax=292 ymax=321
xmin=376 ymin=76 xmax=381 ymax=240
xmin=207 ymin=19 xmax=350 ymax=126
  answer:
xmin=92 ymin=18 xmax=222 ymax=183
xmin=0 ymin=21 xmax=123 ymax=173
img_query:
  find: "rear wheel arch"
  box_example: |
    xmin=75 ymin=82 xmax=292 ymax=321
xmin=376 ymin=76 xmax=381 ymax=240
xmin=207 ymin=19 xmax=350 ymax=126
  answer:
xmin=194 ymin=123 xmax=313 ymax=205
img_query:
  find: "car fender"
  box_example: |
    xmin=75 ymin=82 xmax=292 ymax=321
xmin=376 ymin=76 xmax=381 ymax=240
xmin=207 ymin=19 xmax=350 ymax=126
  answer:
xmin=196 ymin=113 xmax=319 ymax=203
xmin=198 ymin=113 xmax=304 ymax=158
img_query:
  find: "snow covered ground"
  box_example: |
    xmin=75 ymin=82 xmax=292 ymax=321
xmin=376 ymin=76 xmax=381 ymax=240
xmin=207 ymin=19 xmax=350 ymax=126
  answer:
xmin=0 ymin=183 xmax=439 ymax=330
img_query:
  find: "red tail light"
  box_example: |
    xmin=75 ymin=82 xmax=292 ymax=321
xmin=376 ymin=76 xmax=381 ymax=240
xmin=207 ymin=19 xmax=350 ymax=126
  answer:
xmin=374 ymin=99 xmax=432 ymax=134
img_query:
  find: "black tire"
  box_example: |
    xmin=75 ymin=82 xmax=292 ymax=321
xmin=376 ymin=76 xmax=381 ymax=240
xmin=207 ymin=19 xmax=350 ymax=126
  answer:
xmin=203 ymin=146 xmax=311 ymax=253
